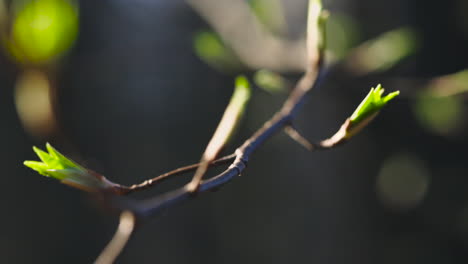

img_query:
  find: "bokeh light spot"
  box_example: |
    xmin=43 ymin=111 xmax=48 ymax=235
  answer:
xmin=4 ymin=0 xmax=79 ymax=64
xmin=14 ymin=70 xmax=57 ymax=137
xmin=377 ymin=153 xmax=430 ymax=211
xmin=413 ymin=92 xmax=464 ymax=136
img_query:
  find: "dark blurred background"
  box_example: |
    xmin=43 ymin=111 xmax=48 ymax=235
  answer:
xmin=1 ymin=0 xmax=468 ymax=263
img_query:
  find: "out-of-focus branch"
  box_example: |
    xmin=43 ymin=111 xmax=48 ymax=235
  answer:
xmin=186 ymin=76 xmax=251 ymax=192
xmin=187 ymin=0 xmax=307 ymax=72
xmin=95 ymin=211 xmax=135 ymax=264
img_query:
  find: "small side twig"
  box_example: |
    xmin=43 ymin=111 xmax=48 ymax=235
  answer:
xmin=284 ymin=125 xmax=314 ymax=151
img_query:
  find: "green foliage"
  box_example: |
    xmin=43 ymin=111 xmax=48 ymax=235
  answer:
xmin=411 ymin=69 xmax=468 ymax=135
xmin=24 ymin=143 xmax=114 ymax=192
xmin=350 ymin=84 xmax=399 ymax=125
xmin=193 ymin=30 xmax=240 ymax=71
xmin=253 ymin=69 xmax=287 ymax=94
xmin=413 ymin=92 xmax=464 ymax=135
xmin=4 ymin=0 xmax=79 ymax=64
xmin=369 ymin=28 xmax=418 ymax=71
xmin=353 ymin=27 xmax=418 ymax=73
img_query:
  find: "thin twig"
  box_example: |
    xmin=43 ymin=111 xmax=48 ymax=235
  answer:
xmin=119 ymin=153 xmax=236 ymax=195
xmin=284 ymin=125 xmax=314 ymax=151
xmin=284 ymin=119 xmax=354 ymax=151
xmin=95 ymin=211 xmax=136 ymax=264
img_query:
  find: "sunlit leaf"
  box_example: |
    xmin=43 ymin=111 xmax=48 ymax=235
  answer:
xmin=350 ymin=84 xmax=399 ymax=125
xmin=24 ymin=143 xmax=117 ymax=192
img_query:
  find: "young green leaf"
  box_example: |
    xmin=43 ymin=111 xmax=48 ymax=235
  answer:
xmin=317 ymin=85 xmax=399 ymax=148
xmin=24 ymin=143 xmax=117 ymax=192
xmin=350 ymin=84 xmax=399 ymax=125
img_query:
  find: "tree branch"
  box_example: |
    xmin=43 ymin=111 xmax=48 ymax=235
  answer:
xmin=117 ymin=153 xmax=236 ymax=195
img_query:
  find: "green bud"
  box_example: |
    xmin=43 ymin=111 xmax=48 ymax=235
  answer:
xmin=346 ymin=84 xmax=399 ymax=137
xmin=350 ymin=84 xmax=399 ymax=124
xmin=24 ymin=143 xmax=117 ymax=192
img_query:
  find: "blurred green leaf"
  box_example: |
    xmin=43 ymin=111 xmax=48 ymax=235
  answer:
xmin=193 ymin=30 xmax=241 ymax=71
xmin=413 ymin=92 xmax=464 ymax=135
xmin=253 ymin=69 xmax=287 ymax=94
xmin=348 ymin=27 xmax=418 ymax=74
xmin=427 ymin=69 xmax=468 ymax=97
xmin=4 ymin=0 xmax=79 ymax=64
